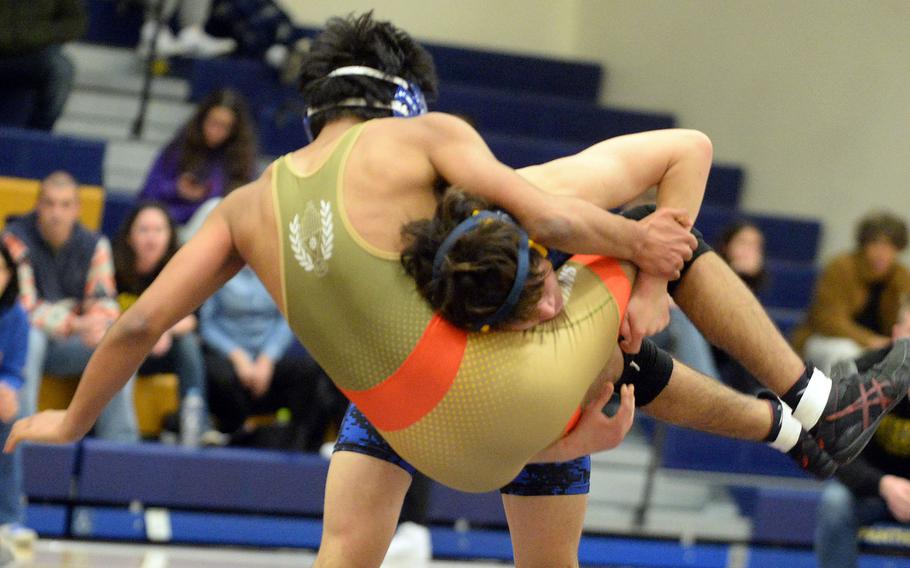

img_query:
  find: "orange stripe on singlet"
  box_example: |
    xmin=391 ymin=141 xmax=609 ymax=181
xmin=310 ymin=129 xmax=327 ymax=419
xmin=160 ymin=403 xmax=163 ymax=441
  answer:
xmin=561 ymin=255 xmax=632 ymax=434
xmin=341 ymin=256 xmax=629 ymax=435
xmin=339 ymin=315 xmax=467 ymax=431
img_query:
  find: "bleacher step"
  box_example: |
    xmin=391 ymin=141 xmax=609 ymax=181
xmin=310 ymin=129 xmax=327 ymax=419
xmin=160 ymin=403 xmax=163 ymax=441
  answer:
xmin=63 ymin=91 xmax=193 ymax=131
xmin=65 ymin=43 xmax=190 ymax=101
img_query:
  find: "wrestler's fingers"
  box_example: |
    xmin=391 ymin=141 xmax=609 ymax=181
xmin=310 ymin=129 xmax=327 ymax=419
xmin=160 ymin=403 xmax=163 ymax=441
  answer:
xmin=619 ymin=315 xmax=632 ymax=352
xmin=587 ymin=382 xmax=615 ymax=412
xmin=3 ymin=418 xmax=24 ymax=453
xmin=617 ymin=384 xmax=636 ymax=427
xmin=674 ymin=212 xmax=693 ymax=230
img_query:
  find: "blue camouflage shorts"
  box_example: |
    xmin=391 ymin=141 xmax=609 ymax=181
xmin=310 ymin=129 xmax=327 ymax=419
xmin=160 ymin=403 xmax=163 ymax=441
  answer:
xmin=334 ymin=404 xmax=591 ymax=496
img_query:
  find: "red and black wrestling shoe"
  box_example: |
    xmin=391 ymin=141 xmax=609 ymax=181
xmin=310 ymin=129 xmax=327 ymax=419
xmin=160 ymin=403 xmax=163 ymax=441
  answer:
xmin=814 ymin=338 xmax=910 ymax=465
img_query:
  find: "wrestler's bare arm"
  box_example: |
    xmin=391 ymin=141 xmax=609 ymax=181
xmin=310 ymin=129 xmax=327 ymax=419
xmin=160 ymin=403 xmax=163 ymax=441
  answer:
xmin=412 ymin=115 xmax=641 ymax=256
xmin=409 ymin=114 xmax=695 ymax=279
xmin=517 ymin=128 xmax=712 ymax=222
xmin=21 ymin=190 xmax=249 ymax=444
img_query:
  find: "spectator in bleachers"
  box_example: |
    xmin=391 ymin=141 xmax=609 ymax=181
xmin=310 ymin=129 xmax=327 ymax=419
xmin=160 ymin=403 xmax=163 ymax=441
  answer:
xmin=0 ymin=0 xmax=86 ymax=130
xmin=139 ymin=88 xmax=257 ymax=238
xmin=201 ymin=265 xmax=342 ymax=450
xmin=793 ymin=212 xmax=910 ymax=373
xmin=0 ymin=240 xmax=35 ymax=554
xmin=112 ymin=202 xmax=208 ymax=437
xmin=717 ymin=220 xmax=767 ymax=292
xmin=1 ymin=171 xmax=138 ymax=442
xmin=137 ymin=0 xmax=236 ymax=59
xmin=815 ymin=294 xmax=910 ymax=568
xmin=713 ymin=220 xmax=768 ymax=394
xmin=207 ymin=0 xmax=308 ymax=69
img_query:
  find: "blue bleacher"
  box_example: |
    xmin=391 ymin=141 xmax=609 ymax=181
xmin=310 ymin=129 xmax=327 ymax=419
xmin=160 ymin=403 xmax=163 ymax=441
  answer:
xmin=21 ymin=443 xmax=79 ymax=500
xmin=78 ymin=440 xmax=327 ymax=514
xmin=759 ymin=260 xmax=819 ymax=311
xmin=0 ymin=127 xmax=106 ymax=186
xmin=435 ymin=82 xmax=674 ymax=144
xmin=705 ymin=164 xmax=744 ymax=208
xmin=659 ymin=425 xmax=807 ymax=479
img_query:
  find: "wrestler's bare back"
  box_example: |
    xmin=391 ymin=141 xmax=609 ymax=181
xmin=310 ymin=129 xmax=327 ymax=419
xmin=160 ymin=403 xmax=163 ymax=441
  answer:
xmin=215 ymin=113 xmax=603 ymax=317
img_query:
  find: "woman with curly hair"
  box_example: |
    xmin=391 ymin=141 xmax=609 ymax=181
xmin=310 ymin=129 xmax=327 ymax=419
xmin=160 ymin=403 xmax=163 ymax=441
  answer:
xmin=139 ymin=88 xmax=257 ymax=230
xmin=112 ymin=202 xmax=208 ymax=439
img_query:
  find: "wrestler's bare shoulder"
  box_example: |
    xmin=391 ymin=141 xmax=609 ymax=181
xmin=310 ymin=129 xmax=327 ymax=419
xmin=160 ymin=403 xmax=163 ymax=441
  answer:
xmin=365 ymin=112 xmax=476 ymax=144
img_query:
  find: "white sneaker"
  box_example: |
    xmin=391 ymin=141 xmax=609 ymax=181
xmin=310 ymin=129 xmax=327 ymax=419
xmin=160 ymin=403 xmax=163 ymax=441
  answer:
xmin=177 ymin=26 xmax=237 ymax=58
xmin=382 ymin=522 xmax=432 ymax=567
xmin=137 ymin=21 xmax=189 ymax=59
xmin=0 ymin=523 xmax=36 ymax=549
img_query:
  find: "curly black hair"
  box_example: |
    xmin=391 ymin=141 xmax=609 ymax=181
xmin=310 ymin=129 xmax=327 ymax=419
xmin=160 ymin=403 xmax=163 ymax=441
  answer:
xmin=299 ymin=11 xmax=438 ymax=138
xmin=400 ymin=189 xmax=547 ymax=330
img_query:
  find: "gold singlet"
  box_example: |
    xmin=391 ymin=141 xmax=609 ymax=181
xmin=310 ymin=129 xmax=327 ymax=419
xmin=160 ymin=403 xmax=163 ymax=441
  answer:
xmin=272 ymin=123 xmax=630 ymax=492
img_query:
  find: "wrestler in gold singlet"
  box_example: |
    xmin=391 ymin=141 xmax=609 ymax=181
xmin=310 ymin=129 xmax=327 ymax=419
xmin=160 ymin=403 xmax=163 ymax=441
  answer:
xmin=272 ymin=122 xmax=631 ymax=492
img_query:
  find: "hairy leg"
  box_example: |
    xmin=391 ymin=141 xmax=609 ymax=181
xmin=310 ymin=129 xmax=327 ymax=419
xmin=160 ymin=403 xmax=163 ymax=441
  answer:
xmin=315 ymin=451 xmax=411 ymax=568
xmin=672 ymin=252 xmax=805 ymax=395
xmin=643 ymin=359 xmax=772 ymax=441
xmin=503 ymin=494 xmax=586 ymax=568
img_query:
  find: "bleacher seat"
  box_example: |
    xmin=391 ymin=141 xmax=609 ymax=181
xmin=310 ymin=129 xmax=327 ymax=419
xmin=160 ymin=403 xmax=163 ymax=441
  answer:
xmin=77 ymin=440 xmax=329 ymax=513
xmin=83 ymin=0 xmax=143 ymax=48
xmin=38 ymin=374 xmax=179 ymax=438
xmin=660 ymin=424 xmax=807 ymax=478
xmin=0 ymin=127 xmax=106 ymax=186
xmin=435 ymin=82 xmax=674 ymax=144
xmin=100 ymin=191 xmax=137 ymax=238
xmin=704 ymin=165 xmax=744 ymax=208
xmin=0 ymin=176 xmax=104 ymax=232
xmin=759 ymin=260 xmax=818 ymax=311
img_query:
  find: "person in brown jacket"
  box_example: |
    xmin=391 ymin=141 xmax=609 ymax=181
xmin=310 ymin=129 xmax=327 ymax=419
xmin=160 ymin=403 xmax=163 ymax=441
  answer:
xmin=793 ymin=212 xmax=910 ymax=373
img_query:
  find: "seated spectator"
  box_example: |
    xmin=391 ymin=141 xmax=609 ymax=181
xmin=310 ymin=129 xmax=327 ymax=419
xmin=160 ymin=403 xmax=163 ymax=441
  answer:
xmin=137 ymin=0 xmax=236 ymax=58
xmin=717 ymin=220 xmax=767 ymax=291
xmin=138 ymin=89 xmax=257 ymax=237
xmin=0 ymin=240 xmax=36 ymax=555
xmin=713 ymin=220 xmax=768 ymax=394
xmin=0 ymin=0 xmax=86 ymax=130
xmin=793 ymin=211 xmax=910 ymax=373
xmin=815 ymin=294 xmax=910 ymax=568
xmin=1 ymin=172 xmax=138 ymax=442
xmin=112 ymin=202 xmax=208 ymax=439
xmin=201 ymin=266 xmax=343 ymax=451
xmin=208 ymin=0 xmax=309 ymax=68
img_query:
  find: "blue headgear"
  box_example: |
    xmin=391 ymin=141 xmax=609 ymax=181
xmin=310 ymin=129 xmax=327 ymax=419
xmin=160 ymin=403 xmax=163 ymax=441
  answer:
xmin=431 ymin=210 xmax=570 ymax=332
xmin=304 ymin=65 xmax=428 ymax=141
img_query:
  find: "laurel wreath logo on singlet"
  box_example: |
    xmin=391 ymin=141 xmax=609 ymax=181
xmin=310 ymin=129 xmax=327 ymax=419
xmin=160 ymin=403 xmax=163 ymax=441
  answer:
xmin=289 ymin=200 xmax=334 ymax=277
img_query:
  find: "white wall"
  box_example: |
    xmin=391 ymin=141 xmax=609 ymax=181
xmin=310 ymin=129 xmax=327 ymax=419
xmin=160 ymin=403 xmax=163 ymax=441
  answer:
xmin=274 ymin=0 xmax=580 ymax=58
xmin=278 ymin=1 xmax=910 ymax=262
xmin=573 ymin=1 xmax=910 ymax=262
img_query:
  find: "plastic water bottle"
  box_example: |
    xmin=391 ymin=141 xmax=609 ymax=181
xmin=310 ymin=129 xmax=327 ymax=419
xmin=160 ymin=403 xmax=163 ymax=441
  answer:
xmin=180 ymin=388 xmax=205 ymax=449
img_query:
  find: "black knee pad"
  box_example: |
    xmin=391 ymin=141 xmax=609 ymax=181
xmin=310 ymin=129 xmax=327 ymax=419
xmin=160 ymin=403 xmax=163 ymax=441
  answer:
xmin=620 ymin=204 xmax=713 ymax=295
xmin=615 ymin=338 xmax=674 ymax=407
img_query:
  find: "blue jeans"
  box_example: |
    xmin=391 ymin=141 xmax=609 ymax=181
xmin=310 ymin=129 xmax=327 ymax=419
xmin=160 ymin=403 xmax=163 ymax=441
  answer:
xmin=139 ymin=332 xmax=207 ymax=416
xmin=21 ymin=328 xmax=138 ymax=443
xmin=815 ymin=481 xmax=896 ymax=568
xmin=0 ymin=45 xmax=75 ymax=130
xmin=0 ymin=414 xmax=23 ymax=525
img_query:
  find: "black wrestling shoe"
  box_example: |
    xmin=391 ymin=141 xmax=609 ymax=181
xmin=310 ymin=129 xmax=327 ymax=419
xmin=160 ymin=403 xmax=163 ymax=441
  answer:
xmin=787 ymin=429 xmax=837 ymax=479
xmin=813 ymin=338 xmax=910 ymax=465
